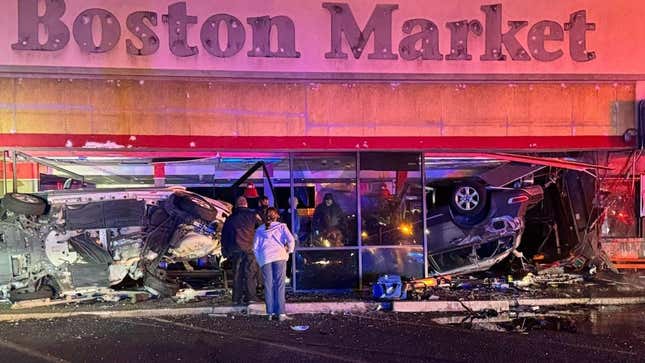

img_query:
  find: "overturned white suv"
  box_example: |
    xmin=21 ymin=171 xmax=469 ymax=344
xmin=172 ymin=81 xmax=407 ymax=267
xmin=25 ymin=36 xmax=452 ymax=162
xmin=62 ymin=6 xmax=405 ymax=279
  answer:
xmin=0 ymin=188 xmax=230 ymax=302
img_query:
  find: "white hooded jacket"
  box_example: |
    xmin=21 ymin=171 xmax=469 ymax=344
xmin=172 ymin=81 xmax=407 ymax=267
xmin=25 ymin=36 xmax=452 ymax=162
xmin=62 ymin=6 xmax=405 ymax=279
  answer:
xmin=253 ymin=222 xmax=295 ymax=267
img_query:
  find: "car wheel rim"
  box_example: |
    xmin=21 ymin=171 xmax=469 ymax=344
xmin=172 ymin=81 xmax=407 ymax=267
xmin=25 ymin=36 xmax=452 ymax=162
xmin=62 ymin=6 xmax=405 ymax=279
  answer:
xmin=455 ymin=186 xmax=480 ymax=211
xmin=13 ymin=194 xmax=41 ymax=204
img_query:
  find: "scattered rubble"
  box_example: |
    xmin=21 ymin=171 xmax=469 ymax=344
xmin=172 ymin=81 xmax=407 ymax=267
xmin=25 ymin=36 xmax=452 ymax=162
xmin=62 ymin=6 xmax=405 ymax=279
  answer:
xmin=374 ymin=253 xmax=643 ymax=304
xmin=174 ymin=288 xmax=228 ymax=303
xmin=10 ymin=289 xmax=153 ymax=309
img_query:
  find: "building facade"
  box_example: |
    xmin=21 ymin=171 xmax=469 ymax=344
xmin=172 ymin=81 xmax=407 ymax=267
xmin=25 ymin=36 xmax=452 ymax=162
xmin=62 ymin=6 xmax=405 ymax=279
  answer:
xmin=1 ymin=0 xmax=645 ymax=287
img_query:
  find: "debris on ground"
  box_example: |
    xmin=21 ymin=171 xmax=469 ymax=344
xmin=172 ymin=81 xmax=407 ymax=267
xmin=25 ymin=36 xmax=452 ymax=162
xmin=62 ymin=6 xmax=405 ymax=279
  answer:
xmin=173 ymin=288 xmax=229 ymax=303
xmin=9 ymin=286 xmax=230 ymax=309
xmin=11 ymin=296 xmax=96 ymax=310
xmin=290 ymin=325 xmax=310 ymax=331
xmin=432 ymin=311 xmax=580 ymax=334
xmin=372 ymin=253 xmax=641 ymax=302
xmin=11 ymin=289 xmax=153 ymax=309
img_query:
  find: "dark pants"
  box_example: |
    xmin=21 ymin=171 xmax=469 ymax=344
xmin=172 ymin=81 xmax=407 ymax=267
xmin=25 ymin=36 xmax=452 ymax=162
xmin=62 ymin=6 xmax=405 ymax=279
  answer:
xmin=231 ymin=251 xmax=258 ymax=304
xmin=261 ymin=260 xmax=287 ymax=315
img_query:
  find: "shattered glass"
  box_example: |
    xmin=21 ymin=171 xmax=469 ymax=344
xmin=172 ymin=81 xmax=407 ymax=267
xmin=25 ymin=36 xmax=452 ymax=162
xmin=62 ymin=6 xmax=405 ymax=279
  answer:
xmin=600 ymin=179 xmax=638 ymax=238
xmin=361 ymin=247 xmax=424 ymax=284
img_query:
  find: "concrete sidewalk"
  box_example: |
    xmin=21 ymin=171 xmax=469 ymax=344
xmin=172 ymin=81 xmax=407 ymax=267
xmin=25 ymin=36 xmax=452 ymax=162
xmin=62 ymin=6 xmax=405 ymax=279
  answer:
xmin=392 ymin=296 xmax=645 ymax=313
xmin=0 ymin=296 xmax=644 ymax=321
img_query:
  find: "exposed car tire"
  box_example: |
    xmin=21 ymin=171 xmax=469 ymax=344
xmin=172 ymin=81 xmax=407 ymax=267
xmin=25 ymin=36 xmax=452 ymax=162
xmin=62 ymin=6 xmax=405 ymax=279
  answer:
xmin=1 ymin=193 xmax=47 ymax=216
xmin=144 ymin=270 xmax=179 ymax=297
xmin=450 ymin=180 xmax=488 ymax=216
xmin=173 ymin=192 xmax=218 ymax=221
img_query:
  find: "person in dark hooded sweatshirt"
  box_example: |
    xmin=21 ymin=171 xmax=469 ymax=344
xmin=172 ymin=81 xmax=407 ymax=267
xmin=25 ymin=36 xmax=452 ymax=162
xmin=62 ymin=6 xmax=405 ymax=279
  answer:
xmin=312 ymin=193 xmax=345 ymax=245
xmin=221 ymin=196 xmax=262 ymax=305
xmin=256 ymin=195 xmax=270 ymax=223
xmin=253 ymin=207 xmax=295 ymax=321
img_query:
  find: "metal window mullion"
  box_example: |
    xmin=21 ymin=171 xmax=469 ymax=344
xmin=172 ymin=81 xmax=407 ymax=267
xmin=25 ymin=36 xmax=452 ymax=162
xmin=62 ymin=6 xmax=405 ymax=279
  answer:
xmin=289 ymin=152 xmax=297 ymax=292
xmin=2 ymin=150 xmax=7 ymax=195
xmin=356 ymin=151 xmax=362 ymax=290
xmin=421 ymin=153 xmax=429 ymax=278
xmin=12 ymin=150 xmax=18 ymax=193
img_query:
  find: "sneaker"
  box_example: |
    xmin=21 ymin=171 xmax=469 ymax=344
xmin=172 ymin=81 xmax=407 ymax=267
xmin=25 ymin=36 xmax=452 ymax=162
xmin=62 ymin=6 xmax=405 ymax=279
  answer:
xmin=278 ymin=314 xmax=293 ymax=322
xmin=267 ymin=314 xmax=274 ymax=321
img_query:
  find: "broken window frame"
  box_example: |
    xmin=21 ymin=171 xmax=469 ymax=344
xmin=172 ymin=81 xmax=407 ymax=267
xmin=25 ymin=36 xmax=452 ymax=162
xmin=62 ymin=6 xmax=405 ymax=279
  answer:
xmin=599 ymin=177 xmax=640 ymax=239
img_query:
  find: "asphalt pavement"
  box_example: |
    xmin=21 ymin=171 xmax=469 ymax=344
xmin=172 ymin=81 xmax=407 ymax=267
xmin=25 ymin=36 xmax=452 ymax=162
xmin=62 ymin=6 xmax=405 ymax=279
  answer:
xmin=0 ymin=307 xmax=643 ymax=363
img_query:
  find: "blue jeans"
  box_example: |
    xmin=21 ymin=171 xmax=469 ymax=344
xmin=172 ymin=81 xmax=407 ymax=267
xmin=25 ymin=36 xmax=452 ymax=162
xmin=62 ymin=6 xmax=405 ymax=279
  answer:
xmin=261 ymin=260 xmax=287 ymax=315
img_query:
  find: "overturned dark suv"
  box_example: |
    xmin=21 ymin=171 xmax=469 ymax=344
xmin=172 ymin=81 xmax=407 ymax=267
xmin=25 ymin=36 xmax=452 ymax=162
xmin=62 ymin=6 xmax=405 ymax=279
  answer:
xmin=0 ymin=188 xmax=230 ymax=302
xmin=427 ymin=178 xmax=544 ymax=276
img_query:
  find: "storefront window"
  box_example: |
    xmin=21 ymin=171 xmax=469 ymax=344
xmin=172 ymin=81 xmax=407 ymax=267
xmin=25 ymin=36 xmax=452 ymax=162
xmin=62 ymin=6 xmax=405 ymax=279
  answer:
xmin=292 ymin=153 xmax=358 ymax=247
xmin=600 ymin=178 xmax=638 ymax=238
xmin=185 ymin=152 xmax=290 ymax=209
xmin=361 ymin=247 xmax=424 ymax=284
xmin=295 ymin=250 xmax=359 ymax=290
xmin=291 ymin=152 xmax=359 ymax=290
xmin=359 ymin=152 xmax=422 ymax=246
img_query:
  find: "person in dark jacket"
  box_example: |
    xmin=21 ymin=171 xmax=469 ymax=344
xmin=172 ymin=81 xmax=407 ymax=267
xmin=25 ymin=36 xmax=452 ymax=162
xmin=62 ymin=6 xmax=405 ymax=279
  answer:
xmin=221 ymin=196 xmax=262 ymax=305
xmin=312 ymin=193 xmax=345 ymax=246
xmin=256 ymin=195 xmax=270 ymax=223
xmin=280 ymin=196 xmax=301 ymax=242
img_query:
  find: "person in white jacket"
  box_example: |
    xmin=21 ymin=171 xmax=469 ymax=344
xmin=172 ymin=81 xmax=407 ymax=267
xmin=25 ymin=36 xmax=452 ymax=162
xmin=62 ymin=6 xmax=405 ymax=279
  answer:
xmin=253 ymin=207 xmax=295 ymax=321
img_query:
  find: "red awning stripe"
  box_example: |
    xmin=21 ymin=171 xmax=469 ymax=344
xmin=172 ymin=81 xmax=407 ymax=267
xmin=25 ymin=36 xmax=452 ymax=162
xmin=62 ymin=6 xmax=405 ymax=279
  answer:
xmin=0 ymin=134 xmax=634 ymax=152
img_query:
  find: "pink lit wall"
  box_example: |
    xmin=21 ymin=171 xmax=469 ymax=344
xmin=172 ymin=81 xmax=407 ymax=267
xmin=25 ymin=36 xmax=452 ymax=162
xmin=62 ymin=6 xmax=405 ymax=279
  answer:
xmin=0 ymin=0 xmax=643 ymax=79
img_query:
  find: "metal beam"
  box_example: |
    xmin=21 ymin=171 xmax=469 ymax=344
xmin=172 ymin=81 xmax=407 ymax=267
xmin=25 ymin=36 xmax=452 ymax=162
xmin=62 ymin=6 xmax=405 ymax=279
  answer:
xmin=12 ymin=150 xmax=17 ymax=193
xmin=15 ymin=151 xmax=85 ymax=184
xmin=2 ymin=150 xmax=7 ymax=195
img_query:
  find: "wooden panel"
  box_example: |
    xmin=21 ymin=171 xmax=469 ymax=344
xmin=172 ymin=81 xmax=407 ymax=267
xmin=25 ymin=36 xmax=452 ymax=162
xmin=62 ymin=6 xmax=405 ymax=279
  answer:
xmin=15 ymin=111 xmax=66 ymax=133
xmin=0 ymin=110 xmax=13 ymax=133
xmin=615 ymin=84 xmax=636 ymax=133
xmin=524 ymin=84 xmax=573 ymax=125
xmin=0 ymin=79 xmax=636 ymax=140
xmin=0 ymin=78 xmax=14 ymax=105
xmin=571 ymin=84 xmax=613 ymax=127
xmin=444 ymin=84 xmax=511 ymax=127
xmin=307 ymin=84 xmax=363 ymax=125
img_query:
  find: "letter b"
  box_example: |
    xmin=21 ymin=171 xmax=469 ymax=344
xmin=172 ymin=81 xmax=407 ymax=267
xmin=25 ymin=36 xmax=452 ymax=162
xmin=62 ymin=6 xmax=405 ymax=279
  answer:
xmin=12 ymin=0 xmax=70 ymax=51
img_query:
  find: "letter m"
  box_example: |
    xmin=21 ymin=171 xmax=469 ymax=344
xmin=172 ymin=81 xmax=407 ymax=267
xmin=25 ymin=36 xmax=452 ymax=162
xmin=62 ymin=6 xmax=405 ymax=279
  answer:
xmin=322 ymin=2 xmax=398 ymax=60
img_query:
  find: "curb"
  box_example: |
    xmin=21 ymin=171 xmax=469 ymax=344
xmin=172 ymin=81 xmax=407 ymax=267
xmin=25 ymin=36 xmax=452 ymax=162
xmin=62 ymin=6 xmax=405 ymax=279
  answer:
xmin=392 ymin=296 xmax=645 ymax=313
xmin=0 ymin=302 xmax=378 ymax=322
xmin=513 ymin=296 xmax=645 ymax=307
xmin=248 ymin=302 xmax=379 ymax=315
xmin=394 ymin=300 xmax=511 ymax=313
xmin=1 ymin=296 xmax=644 ymax=321
xmin=0 ymin=306 xmax=246 ymax=322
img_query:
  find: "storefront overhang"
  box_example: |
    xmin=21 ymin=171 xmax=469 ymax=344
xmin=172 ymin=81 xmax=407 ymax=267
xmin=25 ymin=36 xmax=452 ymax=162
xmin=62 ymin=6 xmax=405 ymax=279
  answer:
xmin=0 ymin=134 xmax=634 ymax=152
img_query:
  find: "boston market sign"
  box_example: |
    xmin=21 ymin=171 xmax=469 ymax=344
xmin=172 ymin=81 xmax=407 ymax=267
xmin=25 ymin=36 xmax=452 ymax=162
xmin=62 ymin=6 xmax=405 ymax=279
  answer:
xmin=12 ymin=1 xmax=595 ymax=62
xmin=5 ymin=0 xmax=641 ymax=79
